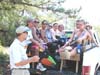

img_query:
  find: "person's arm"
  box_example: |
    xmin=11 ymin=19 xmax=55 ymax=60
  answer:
xmin=15 ymin=56 xmax=40 ymax=66
xmin=40 ymin=29 xmax=48 ymax=43
xmin=58 ymin=31 xmax=75 ymax=52
xmin=62 ymin=31 xmax=75 ymax=48
xmin=31 ymin=27 xmax=41 ymax=43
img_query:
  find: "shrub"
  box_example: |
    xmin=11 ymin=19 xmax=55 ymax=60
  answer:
xmin=0 ymin=45 xmax=9 ymax=75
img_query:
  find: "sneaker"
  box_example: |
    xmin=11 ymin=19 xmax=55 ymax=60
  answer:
xmin=36 ymin=63 xmax=46 ymax=71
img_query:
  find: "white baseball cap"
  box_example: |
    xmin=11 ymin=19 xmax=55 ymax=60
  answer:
xmin=16 ymin=26 xmax=28 ymax=34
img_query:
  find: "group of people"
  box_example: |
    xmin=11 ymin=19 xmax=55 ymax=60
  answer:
xmin=9 ymin=18 xmax=66 ymax=75
xmin=9 ymin=18 xmax=99 ymax=75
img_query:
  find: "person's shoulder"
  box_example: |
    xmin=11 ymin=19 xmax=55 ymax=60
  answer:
xmin=10 ymin=39 xmax=19 ymax=49
xmin=31 ymin=27 xmax=35 ymax=30
xmin=25 ymin=26 xmax=29 ymax=29
xmin=31 ymin=27 xmax=36 ymax=32
xmin=25 ymin=26 xmax=31 ymax=31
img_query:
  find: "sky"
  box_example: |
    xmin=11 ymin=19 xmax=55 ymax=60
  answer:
xmin=62 ymin=0 xmax=100 ymax=25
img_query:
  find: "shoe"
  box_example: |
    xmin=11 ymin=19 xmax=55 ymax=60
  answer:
xmin=36 ymin=63 xmax=47 ymax=71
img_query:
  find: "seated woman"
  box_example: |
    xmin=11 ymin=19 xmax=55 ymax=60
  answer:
xmin=58 ymin=20 xmax=92 ymax=57
xmin=58 ymin=24 xmax=65 ymax=37
xmin=40 ymin=20 xmax=48 ymax=43
xmin=50 ymin=23 xmax=59 ymax=41
xmin=31 ymin=18 xmax=42 ymax=43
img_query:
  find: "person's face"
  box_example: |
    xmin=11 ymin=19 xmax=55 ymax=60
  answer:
xmin=42 ymin=24 xmax=47 ymax=29
xmin=76 ymin=22 xmax=85 ymax=30
xmin=20 ymin=32 xmax=28 ymax=41
xmin=28 ymin=22 xmax=34 ymax=28
xmin=58 ymin=25 xmax=64 ymax=31
xmin=53 ymin=24 xmax=58 ymax=30
xmin=33 ymin=21 xmax=39 ymax=27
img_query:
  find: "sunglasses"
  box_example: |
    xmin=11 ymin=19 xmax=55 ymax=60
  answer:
xmin=34 ymin=21 xmax=40 ymax=23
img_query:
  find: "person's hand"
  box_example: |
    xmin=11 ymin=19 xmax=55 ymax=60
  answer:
xmin=40 ymin=45 xmax=45 ymax=51
xmin=30 ymin=56 xmax=40 ymax=62
xmin=56 ymin=45 xmax=66 ymax=53
xmin=38 ymin=43 xmax=45 ymax=51
xmin=65 ymin=41 xmax=70 ymax=46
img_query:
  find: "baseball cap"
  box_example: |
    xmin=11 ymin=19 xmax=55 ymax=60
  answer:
xmin=16 ymin=26 xmax=28 ymax=34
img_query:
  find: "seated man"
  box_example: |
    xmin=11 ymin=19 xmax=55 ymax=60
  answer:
xmin=58 ymin=20 xmax=92 ymax=57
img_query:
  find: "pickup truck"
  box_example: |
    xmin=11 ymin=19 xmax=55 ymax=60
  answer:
xmin=63 ymin=30 xmax=100 ymax=75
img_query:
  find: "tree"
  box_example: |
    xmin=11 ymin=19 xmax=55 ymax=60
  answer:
xmin=0 ymin=0 xmax=81 ymax=46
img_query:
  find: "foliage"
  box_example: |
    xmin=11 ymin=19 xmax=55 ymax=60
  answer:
xmin=0 ymin=45 xmax=9 ymax=63
xmin=0 ymin=52 xmax=9 ymax=63
xmin=0 ymin=45 xmax=9 ymax=75
xmin=0 ymin=0 xmax=81 ymax=46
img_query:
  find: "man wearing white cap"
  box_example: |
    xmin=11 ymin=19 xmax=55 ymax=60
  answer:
xmin=9 ymin=26 xmax=40 ymax=75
